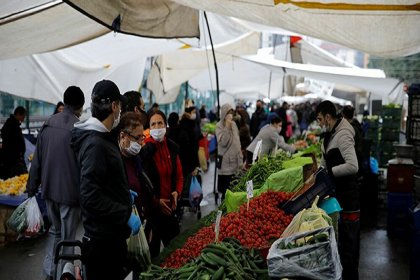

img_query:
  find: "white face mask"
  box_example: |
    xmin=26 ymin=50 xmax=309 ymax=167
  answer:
xmin=124 ymin=141 xmax=141 ymax=156
xmin=150 ymin=128 xmax=166 ymax=142
xmin=320 ymin=125 xmax=328 ymax=133
xmin=190 ymin=113 xmax=196 ymax=120
xmin=112 ymin=109 xmax=121 ymax=129
xmin=276 ymin=126 xmax=282 ymax=133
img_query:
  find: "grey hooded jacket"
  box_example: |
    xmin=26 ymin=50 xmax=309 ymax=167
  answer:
xmin=216 ymin=104 xmax=243 ymax=175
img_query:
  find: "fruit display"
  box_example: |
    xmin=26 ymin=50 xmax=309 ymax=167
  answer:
xmin=0 ymin=174 xmax=28 ymax=195
xmin=294 ymin=140 xmax=309 ymax=150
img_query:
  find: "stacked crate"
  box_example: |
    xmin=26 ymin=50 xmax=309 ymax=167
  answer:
xmin=363 ymin=117 xmax=380 ymax=162
xmin=407 ymin=84 xmax=420 ymax=203
xmin=380 ymin=106 xmax=401 ymax=166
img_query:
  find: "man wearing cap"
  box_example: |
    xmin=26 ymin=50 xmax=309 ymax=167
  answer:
xmin=71 ymin=80 xmax=140 ymax=280
xmin=26 ymin=86 xmax=85 ymax=280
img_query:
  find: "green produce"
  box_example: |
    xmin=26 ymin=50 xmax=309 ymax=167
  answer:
xmin=141 ymin=239 xmax=270 ymax=280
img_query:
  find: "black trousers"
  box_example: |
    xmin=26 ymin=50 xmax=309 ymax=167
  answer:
xmin=146 ymin=214 xmax=180 ymax=258
xmin=82 ymin=236 xmax=129 ymax=280
xmin=335 ymin=181 xmax=360 ymax=280
xmin=217 ymin=174 xmax=234 ymax=199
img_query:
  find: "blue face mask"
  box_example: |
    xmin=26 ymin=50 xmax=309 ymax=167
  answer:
xmin=125 ymin=141 xmax=141 ymax=156
xmin=150 ymin=128 xmax=166 ymax=142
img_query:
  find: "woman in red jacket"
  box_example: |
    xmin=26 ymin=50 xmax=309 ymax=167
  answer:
xmin=140 ymin=110 xmax=184 ymax=257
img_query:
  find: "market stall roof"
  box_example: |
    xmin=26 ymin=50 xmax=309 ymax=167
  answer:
xmin=241 ymin=54 xmax=402 ymax=98
xmin=0 ymin=0 xmax=199 ymax=60
xmin=173 ymin=0 xmax=420 ymax=57
xmin=0 ymin=33 xmax=188 ymax=106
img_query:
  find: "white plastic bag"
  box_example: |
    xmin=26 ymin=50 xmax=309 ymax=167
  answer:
xmin=24 ymin=196 xmax=44 ymax=237
xmin=268 ymin=226 xmax=342 ymax=280
xmin=127 ymin=207 xmax=151 ymax=272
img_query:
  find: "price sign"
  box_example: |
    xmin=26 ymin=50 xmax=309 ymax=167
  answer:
xmin=214 ymin=210 xmax=223 ymax=242
xmin=246 ymin=180 xmax=254 ymax=199
xmin=253 ymin=140 xmax=263 ymax=163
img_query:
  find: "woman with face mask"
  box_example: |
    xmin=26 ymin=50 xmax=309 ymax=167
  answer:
xmin=116 ymin=112 xmax=152 ymax=278
xmin=140 ymin=110 xmax=184 ymax=258
xmin=216 ymin=104 xmax=243 ymax=200
xmin=246 ymin=113 xmax=296 ymax=165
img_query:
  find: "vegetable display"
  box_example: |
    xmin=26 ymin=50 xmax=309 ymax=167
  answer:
xmin=141 ymin=238 xmax=269 ymax=280
xmin=230 ymin=151 xmax=290 ymax=192
xmin=0 ymin=174 xmax=28 ymax=195
xmin=162 ymin=191 xmax=293 ymax=268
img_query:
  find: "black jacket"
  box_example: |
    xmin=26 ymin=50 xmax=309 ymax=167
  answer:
xmin=250 ymin=109 xmax=267 ymax=139
xmin=177 ymin=118 xmax=199 ymax=177
xmin=72 ymin=118 xmax=132 ymax=240
xmin=1 ymin=114 xmax=25 ymax=165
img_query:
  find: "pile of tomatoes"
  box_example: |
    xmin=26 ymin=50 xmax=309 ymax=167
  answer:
xmin=162 ymin=191 xmax=293 ymax=268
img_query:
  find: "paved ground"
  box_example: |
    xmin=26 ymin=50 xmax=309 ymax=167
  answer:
xmin=0 ymin=162 xmax=412 ymax=279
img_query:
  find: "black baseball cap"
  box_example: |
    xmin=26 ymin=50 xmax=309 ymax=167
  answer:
xmin=91 ymin=80 xmax=126 ymax=104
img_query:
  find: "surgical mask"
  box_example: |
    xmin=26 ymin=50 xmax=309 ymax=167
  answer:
xmin=150 ymin=128 xmax=166 ymax=142
xmin=191 ymin=113 xmax=196 ymax=120
xmin=124 ymin=141 xmax=142 ymax=156
xmin=276 ymin=126 xmax=282 ymax=133
xmin=320 ymin=125 xmax=327 ymax=133
xmin=112 ymin=110 xmax=121 ymax=129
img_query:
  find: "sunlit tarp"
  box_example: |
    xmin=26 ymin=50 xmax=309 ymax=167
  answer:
xmin=147 ymin=32 xmax=260 ymax=103
xmin=173 ymin=0 xmax=420 ymax=57
xmin=0 ymin=33 xmax=187 ymax=105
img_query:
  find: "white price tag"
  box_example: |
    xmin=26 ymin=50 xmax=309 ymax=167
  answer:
xmin=214 ymin=210 xmax=223 ymax=242
xmin=253 ymin=140 xmax=263 ymax=163
xmin=246 ymin=180 xmax=254 ymax=199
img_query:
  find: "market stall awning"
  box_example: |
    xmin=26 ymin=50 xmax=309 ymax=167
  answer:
xmin=0 ymin=1 xmax=199 ymax=59
xmin=242 ymin=54 xmax=402 ymax=98
xmin=0 ymin=33 xmax=188 ymax=105
xmin=173 ymin=0 xmax=420 ymax=57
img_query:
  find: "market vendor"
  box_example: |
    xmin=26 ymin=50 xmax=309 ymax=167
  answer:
xmin=246 ymin=113 xmax=295 ymax=164
xmin=316 ymin=100 xmax=360 ymax=280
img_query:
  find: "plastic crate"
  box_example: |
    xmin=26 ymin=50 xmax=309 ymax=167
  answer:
xmin=407 ymin=117 xmax=420 ymax=144
xmin=408 ymin=84 xmax=420 ymax=118
xmin=282 ymin=169 xmax=335 ymax=215
xmin=382 ymin=107 xmax=402 ymax=118
xmin=388 ymin=192 xmax=414 ymax=210
xmin=382 ymin=119 xmax=401 ymax=129
xmin=410 ymin=231 xmax=420 ymax=280
xmin=387 ymin=164 xmax=414 ymax=192
xmin=381 ymin=129 xmax=400 ymax=141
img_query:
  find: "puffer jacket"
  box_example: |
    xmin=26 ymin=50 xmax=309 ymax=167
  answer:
xmin=216 ymin=104 xmax=243 ymax=175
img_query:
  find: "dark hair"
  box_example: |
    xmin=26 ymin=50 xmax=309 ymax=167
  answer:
xmin=63 ymin=86 xmax=85 ymax=109
xmin=168 ymin=112 xmax=179 ymax=128
xmin=316 ymin=100 xmax=337 ymax=119
xmin=342 ymin=105 xmax=355 ymax=119
xmin=54 ymin=102 xmax=64 ymax=114
xmin=148 ymin=110 xmax=167 ymax=126
xmin=14 ymin=106 xmax=26 ymax=116
xmin=91 ymin=102 xmax=113 ymax=122
xmin=122 ymin=91 xmax=142 ymax=114
xmin=152 ymin=103 xmax=159 ymax=109
xmin=270 ymin=116 xmax=282 ymax=124
xmin=117 ymin=112 xmax=143 ymax=133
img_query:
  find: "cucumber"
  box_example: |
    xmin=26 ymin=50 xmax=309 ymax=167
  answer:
xmin=206 ymin=252 xmax=227 ymax=266
xmin=212 ymin=267 xmax=225 ymax=280
xmin=200 ymin=253 xmax=218 ymax=267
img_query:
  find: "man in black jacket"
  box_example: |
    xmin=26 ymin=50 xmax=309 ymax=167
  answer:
xmin=26 ymin=86 xmax=85 ymax=280
xmin=72 ymin=80 xmax=140 ymax=280
xmin=250 ymin=100 xmax=267 ymax=139
xmin=1 ymin=106 xmax=27 ymax=179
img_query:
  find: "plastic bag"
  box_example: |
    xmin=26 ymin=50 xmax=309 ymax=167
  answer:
xmin=6 ymin=196 xmax=44 ymax=237
xmin=127 ymin=207 xmax=151 ymax=272
xmin=189 ymin=176 xmax=203 ymax=208
xmin=268 ymin=226 xmax=342 ymax=280
xmin=6 ymin=198 xmax=29 ymax=233
xmin=25 ymin=196 xmax=44 ymax=237
xmin=281 ymin=196 xmax=331 ymax=240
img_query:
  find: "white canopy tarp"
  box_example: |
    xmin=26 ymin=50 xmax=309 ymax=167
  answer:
xmin=147 ymin=32 xmax=261 ymax=103
xmin=0 ymin=0 xmax=198 ymax=60
xmin=0 ymin=33 xmax=187 ymax=106
xmin=242 ymin=54 xmax=401 ymax=94
xmin=173 ymin=0 xmax=420 ymax=57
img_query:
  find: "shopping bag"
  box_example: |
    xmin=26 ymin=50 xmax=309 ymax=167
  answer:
xmin=6 ymin=198 xmax=29 ymax=234
xmin=127 ymin=207 xmax=151 ymax=272
xmin=189 ymin=176 xmax=203 ymax=208
xmin=24 ymin=196 xmax=44 ymax=237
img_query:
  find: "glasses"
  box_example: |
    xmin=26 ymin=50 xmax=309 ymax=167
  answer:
xmin=125 ymin=131 xmax=145 ymax=142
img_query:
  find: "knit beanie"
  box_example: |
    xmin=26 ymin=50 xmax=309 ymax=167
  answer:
xmin=63 ymin=86 xmax=85 ymax=108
